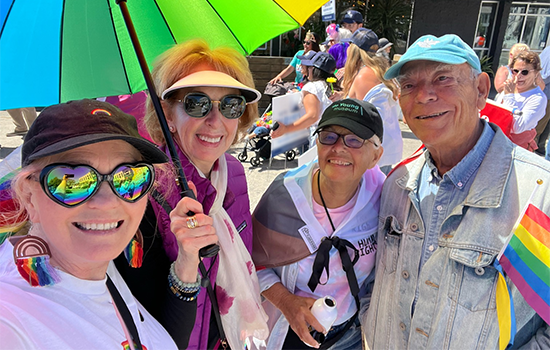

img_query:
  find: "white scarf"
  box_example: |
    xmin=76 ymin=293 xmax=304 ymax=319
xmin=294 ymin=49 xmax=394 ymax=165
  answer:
xmin=209 ymin=156 xmax=269 ymax=349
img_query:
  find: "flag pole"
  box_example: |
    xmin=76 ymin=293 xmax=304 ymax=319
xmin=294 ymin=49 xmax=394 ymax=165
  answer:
xmin=116 ymin=0 xmax=219 ymax=258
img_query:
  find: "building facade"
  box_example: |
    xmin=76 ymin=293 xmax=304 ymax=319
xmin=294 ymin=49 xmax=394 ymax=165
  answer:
xmin=409 ymin=0 xmax=550 ymax=73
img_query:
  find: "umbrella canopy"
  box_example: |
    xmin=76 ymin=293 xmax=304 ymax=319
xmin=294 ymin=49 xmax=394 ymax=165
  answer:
xmin=0 ymin=0 xmax=326 ymax=110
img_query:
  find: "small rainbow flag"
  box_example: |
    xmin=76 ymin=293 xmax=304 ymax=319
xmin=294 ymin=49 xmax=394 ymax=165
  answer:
xmin=121 ymin=340 xmax=147 ymax=350
xmin=495 ymin=203 xmax=550 ymax=349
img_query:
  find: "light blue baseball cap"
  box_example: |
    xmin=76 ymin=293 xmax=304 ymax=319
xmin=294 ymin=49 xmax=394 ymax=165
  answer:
xmin=384 ymin=34 xmax=481 ymax=80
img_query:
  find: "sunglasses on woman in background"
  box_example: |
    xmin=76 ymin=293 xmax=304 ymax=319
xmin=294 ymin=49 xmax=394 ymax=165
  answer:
xmin=178 ymin=92 xmax=247 ymax=119
xmin=512 ymin=69 xmax=534 ymax=76
xmin=38 ymin=163 xmax=155 ymax=207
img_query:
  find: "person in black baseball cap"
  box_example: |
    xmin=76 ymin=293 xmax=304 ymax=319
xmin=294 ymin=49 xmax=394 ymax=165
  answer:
xmin=342 ymin=9 xmax=363 ymax=33
xmin=342 ymin=28 xmax=379 ymax=54
xmin=252 ymin=97 xmax=385 ymax=349
xmin=315 ymin=98 xmax=384 ymax=146
xmin=271 ymin=52 xmax=338 ymax=147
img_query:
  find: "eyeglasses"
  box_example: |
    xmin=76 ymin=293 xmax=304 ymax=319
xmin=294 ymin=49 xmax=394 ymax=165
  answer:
xmin=317 ymin=130 xmax=378 ymax=148
xmin=178 ymin=92 xmax=247 ymax=119
xmin=303 ymin=41 xmax=312 ymax=45
xmin=512 ymin=69 xmax=534 ymax=76
xmin=39 ymin=163 xmax=154 ymax=207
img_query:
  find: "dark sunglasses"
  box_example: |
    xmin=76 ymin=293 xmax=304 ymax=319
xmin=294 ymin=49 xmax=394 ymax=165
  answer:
xmin=512 ymin=69 xmax=534 ymax=76
xmin=303 ymin=41 xmax=312 ymax=45
xmin=39 ymin=163 xmax=154 ymax=207
xmin=317 ymin=130 xmax=378 ymax=149
xmin=178 ymin=92 xmax=247 ymax=119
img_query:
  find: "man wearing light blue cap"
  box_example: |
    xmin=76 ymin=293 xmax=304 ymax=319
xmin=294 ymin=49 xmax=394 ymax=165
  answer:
xmin=361 ymin=34 xmax=550 ymax=349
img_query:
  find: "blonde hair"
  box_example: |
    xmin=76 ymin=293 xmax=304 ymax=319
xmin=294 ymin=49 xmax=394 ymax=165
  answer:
xmin=509 ymin=43 xmax=530 ymax=65
xmin=1 ymin=159 xmax=50 ymax=238
xmin=145 ymin=39 xmax=258 ymax=145
xmin=342 ymin=44 xmax=399 ymax=99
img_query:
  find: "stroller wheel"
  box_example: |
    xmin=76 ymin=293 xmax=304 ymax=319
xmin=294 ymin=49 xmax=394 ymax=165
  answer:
xmin=285 ymin=150 xmax=296 ymax=161
xmin=238 ymin=152 xmax=247 ymax=162
xmin=250 ymin=156 xmax=261 ymax=167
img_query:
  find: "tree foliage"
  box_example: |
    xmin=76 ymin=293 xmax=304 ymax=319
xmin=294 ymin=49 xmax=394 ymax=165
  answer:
xmin=365 ymin=0 xmax=412 ymax=51
xmin=301 ymin=0 xmax=412 ymax=52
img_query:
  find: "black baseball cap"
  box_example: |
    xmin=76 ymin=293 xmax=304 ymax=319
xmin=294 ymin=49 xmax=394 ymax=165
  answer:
xmin=22 ymin=99 xmax=169 ymax=166
xmin=297 ymin=50 xmax=317 ymax=62
xmin=343 ymin=28 xmax=379 ymax=53
xmin=315 ymin=98 xmax=383 ymax=142
xmin=300 ymin=52 xmax=336 ymax=74
xmin=342 ymin=10 xmax=363 ymax=24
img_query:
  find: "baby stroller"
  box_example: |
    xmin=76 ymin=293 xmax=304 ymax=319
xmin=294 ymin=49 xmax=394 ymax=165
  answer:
xmin=238 ymin=129 xmax=272 ymax=167
xmin=237 ymin=82 xmax=300 ymax=167
xmin=238 ymin=121 xmax=299 ymax=167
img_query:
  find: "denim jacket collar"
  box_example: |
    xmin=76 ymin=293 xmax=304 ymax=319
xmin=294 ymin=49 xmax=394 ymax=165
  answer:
xmin=395 ymin=122 xmax=513 ymax=209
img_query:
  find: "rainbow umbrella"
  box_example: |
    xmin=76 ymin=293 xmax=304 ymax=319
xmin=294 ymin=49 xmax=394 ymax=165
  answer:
xmin=0 ymin=0 xmax=326 ymax=110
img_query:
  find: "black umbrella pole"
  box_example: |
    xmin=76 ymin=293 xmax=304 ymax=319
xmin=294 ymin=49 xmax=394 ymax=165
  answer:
xmin=117 ymin=1 xmax=219 ymax=258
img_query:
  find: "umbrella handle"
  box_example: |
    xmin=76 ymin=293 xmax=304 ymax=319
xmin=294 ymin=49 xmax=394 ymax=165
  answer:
xmin=117 ymin=0 xmax=219 ymax=259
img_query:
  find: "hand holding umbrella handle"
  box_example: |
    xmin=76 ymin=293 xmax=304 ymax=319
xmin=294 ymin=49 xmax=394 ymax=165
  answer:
xmin=180 ymin=188 xmax=220 ymax=258
xmin=117 ymin=1 xmax=219 ymax=259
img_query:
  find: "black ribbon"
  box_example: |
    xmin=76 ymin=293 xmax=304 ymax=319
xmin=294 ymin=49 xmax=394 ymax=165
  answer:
xmin=106 ymin=275 xmax=143 ymax=350
xmin=307 ymin=236 xmax=360 ymax=298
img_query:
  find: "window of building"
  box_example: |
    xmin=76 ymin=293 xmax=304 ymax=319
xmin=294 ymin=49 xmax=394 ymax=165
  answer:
xmin=474 ymin=1 xmax=499 ymax=59
xmin=499 ymin=2 xmax=550 ymax=66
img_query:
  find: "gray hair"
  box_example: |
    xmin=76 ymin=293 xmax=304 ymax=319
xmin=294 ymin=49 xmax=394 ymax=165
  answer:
xmin=369 ymin=135 xmax=382 ymax=148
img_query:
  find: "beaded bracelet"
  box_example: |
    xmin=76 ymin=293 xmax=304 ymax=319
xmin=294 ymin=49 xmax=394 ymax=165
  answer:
xmin=168 ymin=277 xmax=201 ymax=301
xmin=169 ymin=262 xmax=201 ymax=294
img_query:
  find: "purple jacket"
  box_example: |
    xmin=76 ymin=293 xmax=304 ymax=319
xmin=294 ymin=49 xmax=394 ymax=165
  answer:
xmin=150 ymin=144 xmax=253 ymax=350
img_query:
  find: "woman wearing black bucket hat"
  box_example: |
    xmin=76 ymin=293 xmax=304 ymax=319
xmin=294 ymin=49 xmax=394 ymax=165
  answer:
xmin=271 ymin=51 xmax=338 ymax=148
xmin=253 ymin=98 xmax=385 ymax=350
xmin=0 ymin=99 xmax=179 ymax=349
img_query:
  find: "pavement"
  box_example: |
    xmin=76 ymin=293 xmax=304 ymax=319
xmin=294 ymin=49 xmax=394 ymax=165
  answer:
xmin=0 ymin=110 xmax=422 ymax=211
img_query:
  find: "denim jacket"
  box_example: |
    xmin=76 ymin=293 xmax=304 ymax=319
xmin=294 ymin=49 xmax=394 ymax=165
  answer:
xmin=362 ymin=124 xmax=550 ymax=349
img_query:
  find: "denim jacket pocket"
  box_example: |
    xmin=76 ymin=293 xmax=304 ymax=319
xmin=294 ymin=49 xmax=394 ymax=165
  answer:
xmin=382 ymin=216 xmax=402 ymax=273
xmin=448 ymin=247 xmax=497 ymax=312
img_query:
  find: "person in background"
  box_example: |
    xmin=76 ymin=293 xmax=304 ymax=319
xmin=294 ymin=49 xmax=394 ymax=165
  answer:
xmin=117 ymin=40 xmax=269 ymax=350
xmin=253 ymin=99 xmax=385 ymax=350
xmin=494 ymin=43 xmax=544 ymax=93
xmin=5 ymin=107 xmax=36 ymax=137
xmin=499 ymin=50 xmax=547 ymax=151
xmin=323 ymin=23 xmax=339 ymax=51
xmin=0 ymin=99 xmax=177 ymax=349
xmin=376 ymin=38 xmax=393 ymax=66
xmin=341 ymin=10 xmax=363 ymax=34
xmin=339 ymin=29 xmax=403 ymax=172
xmin=326 ymin=26 xmax=352 ymax=81
xmin=363 ymin=34 xmax=550 ymax=349
xmin=341 ymin=28 xmax=380 ymax=99
xmin=270 ymin=31 xmax=321 ymax=85
xmin=271 ymin=51 xmax=337 ymax=148
xmin=534 ymin=45 xmax=550 ymax=156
